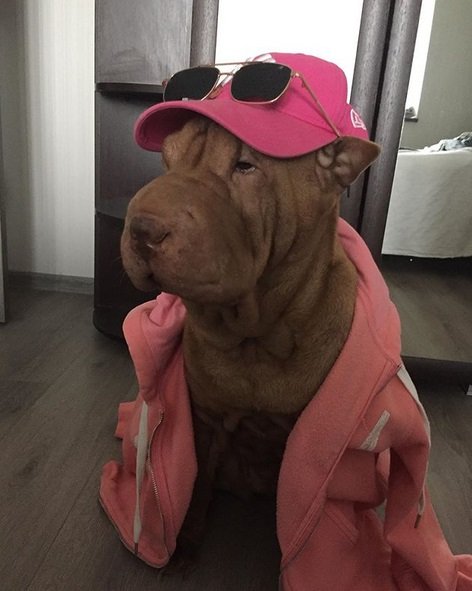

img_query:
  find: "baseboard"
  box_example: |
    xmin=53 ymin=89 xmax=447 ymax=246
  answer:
xmin=9 ymin=271 xmax=94 ymax=295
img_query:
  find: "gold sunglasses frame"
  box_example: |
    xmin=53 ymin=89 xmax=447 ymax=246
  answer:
xmin=163 ymin=61 xmax=342 ymax=139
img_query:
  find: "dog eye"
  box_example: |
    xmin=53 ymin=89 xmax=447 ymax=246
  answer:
xmin=235 ymin=161 xmax=256 ymax=174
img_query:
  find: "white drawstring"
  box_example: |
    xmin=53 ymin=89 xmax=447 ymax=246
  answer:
xmin=397 ymin=365 xmax=429 ymax=527
xmin=133 ymin=400 xmax=149 ymax=552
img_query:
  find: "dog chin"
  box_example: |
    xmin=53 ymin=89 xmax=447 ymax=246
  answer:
xmin=152 ymin=274 xmax=246 ymax=306
xmin=164 ymin=282 xmax=243 ymax=306
xmin=127 ymin=271 xmax=162 ymax=293
xmin=125 ymin=257 xmax=250 ymax=304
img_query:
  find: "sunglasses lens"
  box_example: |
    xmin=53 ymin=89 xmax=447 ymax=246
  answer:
xmin=163 ymin=67 xmax=219 ymax=101
xmin=231 ymin=63 xmax=292 ymax=102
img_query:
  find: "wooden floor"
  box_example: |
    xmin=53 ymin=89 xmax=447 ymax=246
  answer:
xmin=382 ymin=256 xmax=472 ymax=363
xmin=0 ymin=285 xmax=471 ymax=590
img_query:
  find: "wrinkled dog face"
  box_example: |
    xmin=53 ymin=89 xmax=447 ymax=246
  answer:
xmin=121 ymin=116 xmax=339 ymax=305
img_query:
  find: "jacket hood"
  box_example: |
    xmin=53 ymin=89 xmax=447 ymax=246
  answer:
xmin=123 ymin=295 xmax=186 ymax=401
xmin=337 ymin=218 xmax=401 ymax=362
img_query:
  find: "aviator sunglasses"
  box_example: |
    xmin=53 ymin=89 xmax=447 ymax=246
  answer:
xmin=162 ymin=61 xmax=341 ymax=138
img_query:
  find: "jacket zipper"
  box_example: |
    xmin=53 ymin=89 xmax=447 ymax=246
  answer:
xmin=143 ymin=410 xmax=169 ymax=558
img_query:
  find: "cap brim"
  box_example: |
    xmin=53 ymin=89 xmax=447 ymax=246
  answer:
xmin=134 ymin=99 xmax=337 ymax=159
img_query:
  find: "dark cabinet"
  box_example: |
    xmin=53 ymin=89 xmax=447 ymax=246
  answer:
xmin=94 ymin=0 xmax=219 ymax=338
xmin=94 ymin=92 xmax=164 ymax=338
xmin=96 ymin=0 xmax=194 ymax=85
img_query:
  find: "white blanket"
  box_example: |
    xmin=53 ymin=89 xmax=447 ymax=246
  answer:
xmin=382 ymin=148 xmax=472 ymax=258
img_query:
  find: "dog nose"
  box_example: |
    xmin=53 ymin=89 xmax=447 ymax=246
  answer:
xmin=129 ymin=215 xmax=169 ymax=257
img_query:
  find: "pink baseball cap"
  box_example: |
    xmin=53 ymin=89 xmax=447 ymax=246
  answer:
xmin=134 ymin=52 xmax=369 ymax=158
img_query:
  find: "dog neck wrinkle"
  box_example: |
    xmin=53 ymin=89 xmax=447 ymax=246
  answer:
xmin=183 ymin=208 xmax=356 ymax=380
xmin=184 ymin=239 xmax=349 ymax=352
xmin=182 ymin=234 xmax=357 ymax=414
xmin=184 ymin=209 xmax=346 ymax=344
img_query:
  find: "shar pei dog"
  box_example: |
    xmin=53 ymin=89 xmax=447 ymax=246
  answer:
xmin=101 ymin=53 xmax=468 ymax=591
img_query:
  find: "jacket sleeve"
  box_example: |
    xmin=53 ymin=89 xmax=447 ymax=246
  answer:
xmin=374 ymin=369 xmax=471 ymax=591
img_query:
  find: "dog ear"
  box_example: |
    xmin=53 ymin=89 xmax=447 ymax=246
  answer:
xmin=316 ymin=137 xmax=380 ymax=188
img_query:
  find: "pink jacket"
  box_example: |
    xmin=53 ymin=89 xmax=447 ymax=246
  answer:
xmin=100 ymin=219 xmax=472 ymax=590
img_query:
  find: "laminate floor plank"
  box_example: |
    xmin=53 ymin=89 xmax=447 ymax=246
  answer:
xmin=0 ymin=288 xmax=137 ymax=590
xmin=382 ymin=257 xmax=472 ymax=362
xmin=0 ymin=288 xmax=101 ymax=384
xmin=420 ymin=380 xmax=472 ymax=554
xmin=0 ymin=361 xmax=136 ymax=589
xmin=0 ymin=379 xmax=51 ymax=442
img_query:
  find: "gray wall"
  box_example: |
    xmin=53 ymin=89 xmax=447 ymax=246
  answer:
xmin=401 ymin=0 xmax=472 ymax=149
xmin=0 ymin=0 xmax=94 ymax=278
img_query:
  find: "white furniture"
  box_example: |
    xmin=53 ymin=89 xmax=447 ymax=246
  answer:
xmin=382 ymin=148 xmax=472 ymax=258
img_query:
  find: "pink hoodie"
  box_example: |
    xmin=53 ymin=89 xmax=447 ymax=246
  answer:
xmin=100 ymin=219 xmax=472 ymax=590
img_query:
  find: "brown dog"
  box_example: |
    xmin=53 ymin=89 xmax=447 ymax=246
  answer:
xmin=121 ymin=114 xmax=379 ymax=557
xmin=103 ymin=55 xmax=472 ymax=589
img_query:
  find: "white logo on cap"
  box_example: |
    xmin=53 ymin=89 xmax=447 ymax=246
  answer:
xmin=350 ymin=108 xmax=367 ymax=130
